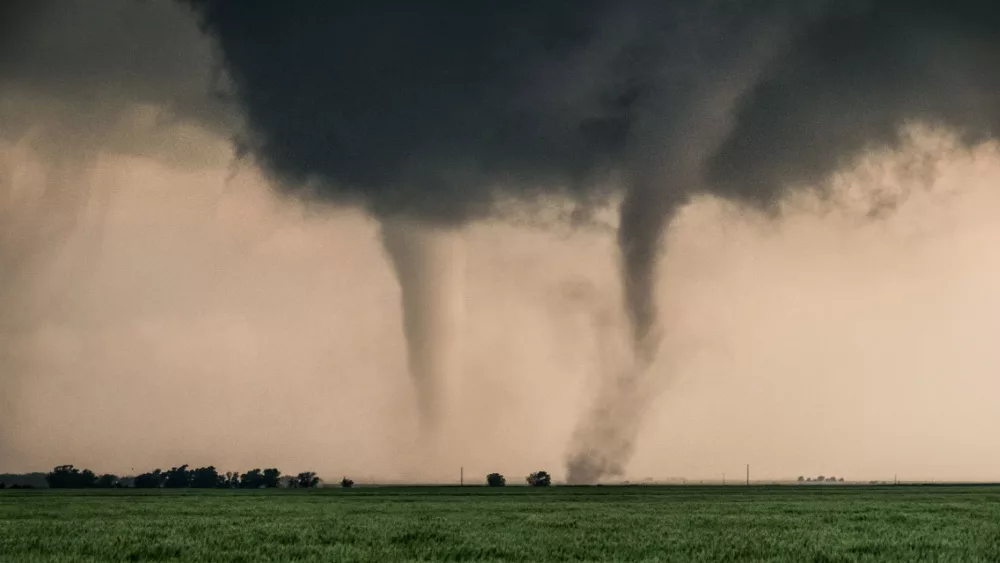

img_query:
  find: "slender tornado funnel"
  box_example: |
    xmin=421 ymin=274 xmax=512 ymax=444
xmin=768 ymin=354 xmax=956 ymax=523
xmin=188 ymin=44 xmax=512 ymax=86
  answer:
xmin=379 ymin=217 xmax=464 ymax=435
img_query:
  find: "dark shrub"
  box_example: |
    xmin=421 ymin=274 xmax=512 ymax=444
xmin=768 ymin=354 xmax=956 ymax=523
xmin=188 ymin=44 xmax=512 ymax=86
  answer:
xmin=295 ymin=472 xmax=321 ymax=488
xmin=262 ymin=468 xmax=281 ymax=488
xmin=134 ymin=470 xmax=163 ymax=489
xmin=163 ymin=465 xmax=191 ymax=488
xmin=94 ymin=474 xmax=119 ymax=488
xmin=526 ymin=471 xmax=551 ymax=487
xmin=190 ymin=466 xmax=222 ymax=488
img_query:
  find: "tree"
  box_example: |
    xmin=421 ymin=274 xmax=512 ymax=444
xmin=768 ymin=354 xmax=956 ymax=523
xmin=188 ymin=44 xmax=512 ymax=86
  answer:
xmin=295 ymin=472 xmax=321 ymax=488
xmin=262 ymin=468 xmax=281 ymax=488
xmin=797 ymin=476 xmax=805 ymax=482
xmin=526 ymin=471 xmax=551 ymax=487
xmin=94 ymin=474 xmax=119 ymax=488
xmin=340 ymin=477 xmax=354 ymax=489
xmin=816 ymin=476 xmax=825 ymax=483
xmin=838 ymin=477 xmax=845 ymax=483
xmin=222 ymin=472 xmax=240 ymax=489
xmin=826 ymin=476 xmax=837 ymax=482
xmin=487 ymin=473 xmax=506 ymax=487
xmin=190 ymin=466 xmax=222 ymax=489
xmin=163 ymin=465 xmax=191 ymax=488
xmin=46 ymin=465 xmax=97 ymax=488
xmin=240 ymin=469 xmax=264 ymax=489
xmin=134 ymin=470 xmax=163 ymax=489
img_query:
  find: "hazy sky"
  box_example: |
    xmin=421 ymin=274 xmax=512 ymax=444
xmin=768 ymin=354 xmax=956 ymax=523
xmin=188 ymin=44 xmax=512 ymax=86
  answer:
xmin=2 ymin=1 xmax=1000 ymax=483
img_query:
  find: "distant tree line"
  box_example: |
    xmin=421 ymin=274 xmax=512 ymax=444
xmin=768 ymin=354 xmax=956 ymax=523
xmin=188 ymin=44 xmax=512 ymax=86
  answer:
xmin=0 ymin=472 xmax=47 ymax=489
xmin=37 ymin=465 xmax=323 ymax=489
xmin=0 ymin=482 xmax=38 ymax=489
xmin=3 ymin=467 xmax=567 ymax=490
xmin=797 ymin=475 xmax=846 ymax=483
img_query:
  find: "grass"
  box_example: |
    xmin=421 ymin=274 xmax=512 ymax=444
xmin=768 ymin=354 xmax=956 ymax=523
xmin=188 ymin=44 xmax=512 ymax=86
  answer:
xmin=2 ymin=485 xmax=1000 ymax=562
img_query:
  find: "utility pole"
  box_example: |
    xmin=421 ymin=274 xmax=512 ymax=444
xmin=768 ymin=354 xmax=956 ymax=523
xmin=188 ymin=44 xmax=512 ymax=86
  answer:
xmin=746 ymin=464 xmax=750 ymax=486
xmin=722 ymin=473 xmax=726 ymax=486
xmin=460 ymin=466 xmax=464 ymax=487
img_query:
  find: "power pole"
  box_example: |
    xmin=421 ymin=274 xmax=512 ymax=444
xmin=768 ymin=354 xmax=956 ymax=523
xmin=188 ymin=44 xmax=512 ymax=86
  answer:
xmin=746 ymin=464 xmax=750 ymax=486
xmin=460 ymin=466 xmax=464 ymax=487
xmin=722 ymin=473 xmax=726 ymax=486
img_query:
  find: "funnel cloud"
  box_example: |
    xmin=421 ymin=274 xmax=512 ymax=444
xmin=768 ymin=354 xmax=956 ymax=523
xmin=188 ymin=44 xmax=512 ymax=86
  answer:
xmin=380 ymin=218 xmax=465 ymax=432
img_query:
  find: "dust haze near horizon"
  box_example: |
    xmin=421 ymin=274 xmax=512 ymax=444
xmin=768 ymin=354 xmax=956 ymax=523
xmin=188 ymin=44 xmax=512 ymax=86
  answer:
xmin=3 ymin=122 xmax=1000 ymax=483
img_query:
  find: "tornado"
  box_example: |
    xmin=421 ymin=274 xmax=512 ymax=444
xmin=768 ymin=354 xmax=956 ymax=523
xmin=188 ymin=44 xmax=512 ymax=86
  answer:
xmin=379 ymin=217 xmax=465 ymax=434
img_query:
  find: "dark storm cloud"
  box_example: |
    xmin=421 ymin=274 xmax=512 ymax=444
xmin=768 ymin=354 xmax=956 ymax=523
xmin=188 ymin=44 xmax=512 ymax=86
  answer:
xmin=183 ymin=0 xmax=646 ymax=222
xmin=706 ymin=0 xmax=1000 ymax=208
xmin=182 ymin=1 xmax=827 ymax=222
xmin=0 ymin=0 xmax=238 ymax=150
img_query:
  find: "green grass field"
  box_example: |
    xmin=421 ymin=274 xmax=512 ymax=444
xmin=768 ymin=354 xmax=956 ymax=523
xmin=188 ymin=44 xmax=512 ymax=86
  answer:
xmin=2 ymin=485 xmax=999 ymax=562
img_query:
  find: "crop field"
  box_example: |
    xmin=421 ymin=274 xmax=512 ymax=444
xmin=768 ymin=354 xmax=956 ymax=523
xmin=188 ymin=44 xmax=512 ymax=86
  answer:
xmin=2 ymin=485 xmax=999 ymax=562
